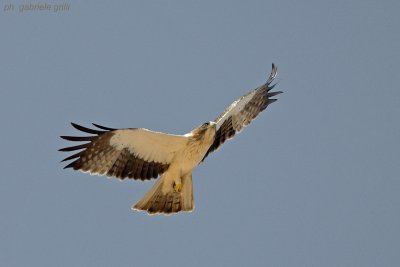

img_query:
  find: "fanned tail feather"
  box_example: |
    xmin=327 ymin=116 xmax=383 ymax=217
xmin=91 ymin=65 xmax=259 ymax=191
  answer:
xmin=133 ymin=175 xmax=194 ymax=215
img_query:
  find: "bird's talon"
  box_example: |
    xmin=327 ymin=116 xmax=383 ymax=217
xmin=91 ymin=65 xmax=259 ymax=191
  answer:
xmin=174 ymin=183 xmax=182 ymax=192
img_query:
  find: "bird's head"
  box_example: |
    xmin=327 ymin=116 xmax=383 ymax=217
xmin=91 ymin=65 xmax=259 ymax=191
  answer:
xmin=200 ymin=121 xmax=216 ymax=129
xmin=191 ymin=121 xmax=216 ymax=141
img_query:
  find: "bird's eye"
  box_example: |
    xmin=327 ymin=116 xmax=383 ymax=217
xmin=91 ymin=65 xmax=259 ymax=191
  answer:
xmin=202 ymin=122 xmax=210 ymax=127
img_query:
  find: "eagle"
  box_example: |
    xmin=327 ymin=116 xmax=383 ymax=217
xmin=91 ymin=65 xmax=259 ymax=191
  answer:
xmin=60 ymin=64 xmax=281 ymax=215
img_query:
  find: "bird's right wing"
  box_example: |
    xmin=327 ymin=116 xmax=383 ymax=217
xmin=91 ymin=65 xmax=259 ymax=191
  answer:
xmin=60 ymin=123 xmax=188 ymax=180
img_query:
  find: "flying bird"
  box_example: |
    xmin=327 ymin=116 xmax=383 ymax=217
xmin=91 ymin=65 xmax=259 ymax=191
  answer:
xmin=60 ymin=64 xmax=282 ymax=215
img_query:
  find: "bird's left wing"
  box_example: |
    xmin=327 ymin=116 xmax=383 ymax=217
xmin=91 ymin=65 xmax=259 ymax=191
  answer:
xmin=60 ymin=123 xmax=188 ymax=180
xmin=203 ymin=63 xmax=282 ymax=160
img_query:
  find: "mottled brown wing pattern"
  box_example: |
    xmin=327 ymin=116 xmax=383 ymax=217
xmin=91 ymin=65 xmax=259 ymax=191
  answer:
xmin=203 ymin=64 xmax=282 ymax=160
xmin=60 ymin=123 xmax=168 ymax=180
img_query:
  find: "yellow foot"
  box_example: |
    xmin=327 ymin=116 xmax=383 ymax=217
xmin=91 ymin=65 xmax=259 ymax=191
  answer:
xmin=174 ymin=182 xmax=182 ymax=193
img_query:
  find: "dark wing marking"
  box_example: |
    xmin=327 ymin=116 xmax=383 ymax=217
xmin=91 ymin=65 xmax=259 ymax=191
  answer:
xmin=203 ymin=63 xmax=282 ymax=160
xmin=59 ymin=123 xmax=168 ymax=181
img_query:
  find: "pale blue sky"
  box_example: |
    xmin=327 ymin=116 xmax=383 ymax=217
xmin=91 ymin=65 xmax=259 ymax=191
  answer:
xmin=1 ymin=1 xmax=399 ymax=266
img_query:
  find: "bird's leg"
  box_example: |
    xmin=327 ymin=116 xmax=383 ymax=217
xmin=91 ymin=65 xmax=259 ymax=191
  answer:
xmin=173 ymin=177 xmax=182 ymax=193
xmin=164 ymin=165 xmax=182 ymax=193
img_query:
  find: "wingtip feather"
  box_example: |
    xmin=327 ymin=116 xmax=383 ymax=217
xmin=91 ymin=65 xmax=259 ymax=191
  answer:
xmin=268 ymin=91 xmax=283 ymax=97
xmin=60 ymin=135 xmax=95 ymax=141
xmin=92 ymin=123 xmax=116 ymax=131
xmin=71 ymin=122 xmax=107 ymax=135
xmin=266 ymin=63 xmax=278 ymax=85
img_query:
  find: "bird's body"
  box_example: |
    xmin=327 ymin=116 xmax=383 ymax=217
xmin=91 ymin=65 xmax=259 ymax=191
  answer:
xmin=60 ymin=64 xmax=281 ymax=215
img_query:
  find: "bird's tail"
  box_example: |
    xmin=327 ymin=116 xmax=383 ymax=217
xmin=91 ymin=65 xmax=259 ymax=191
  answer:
xmin=132 ymin=174 xmax=194 ymax=215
